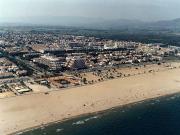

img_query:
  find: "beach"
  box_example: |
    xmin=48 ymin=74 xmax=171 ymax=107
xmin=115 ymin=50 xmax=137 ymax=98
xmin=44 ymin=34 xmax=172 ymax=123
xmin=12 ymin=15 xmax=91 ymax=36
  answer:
xmin=1 ymin=63 xmax=180 ymax=135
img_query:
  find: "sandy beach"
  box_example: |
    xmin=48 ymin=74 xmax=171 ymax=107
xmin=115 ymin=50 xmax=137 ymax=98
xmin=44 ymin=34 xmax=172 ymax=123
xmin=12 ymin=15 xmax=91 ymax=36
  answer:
xmin=1 ymin=64 xmax=180 ymax=135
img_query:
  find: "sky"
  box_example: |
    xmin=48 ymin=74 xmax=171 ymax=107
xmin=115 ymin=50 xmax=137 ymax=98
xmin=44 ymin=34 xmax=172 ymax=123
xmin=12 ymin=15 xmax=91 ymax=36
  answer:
xmin=0 ymin=0 xmax=180 ymax=24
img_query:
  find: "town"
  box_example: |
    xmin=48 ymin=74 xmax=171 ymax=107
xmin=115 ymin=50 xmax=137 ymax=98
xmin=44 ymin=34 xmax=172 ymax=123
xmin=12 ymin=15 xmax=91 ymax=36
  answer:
xmin=0 ymin=30 xmax=180 ymax=98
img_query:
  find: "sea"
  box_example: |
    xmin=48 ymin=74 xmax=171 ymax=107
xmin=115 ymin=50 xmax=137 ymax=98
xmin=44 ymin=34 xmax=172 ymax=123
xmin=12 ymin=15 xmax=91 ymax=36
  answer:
xmin=18 ymin=93 xmax=180 ymax=135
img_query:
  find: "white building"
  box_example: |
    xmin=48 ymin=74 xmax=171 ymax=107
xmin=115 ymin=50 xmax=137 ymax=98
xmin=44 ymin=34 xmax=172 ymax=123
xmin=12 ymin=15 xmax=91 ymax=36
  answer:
xmin=33 ymin=54 xmax=63 ymax=71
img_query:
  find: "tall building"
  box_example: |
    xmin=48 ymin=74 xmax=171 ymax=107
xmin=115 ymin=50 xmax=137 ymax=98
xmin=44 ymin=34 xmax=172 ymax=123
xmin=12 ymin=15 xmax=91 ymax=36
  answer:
xmin=66 ymin=56 xmax=86 ymax=70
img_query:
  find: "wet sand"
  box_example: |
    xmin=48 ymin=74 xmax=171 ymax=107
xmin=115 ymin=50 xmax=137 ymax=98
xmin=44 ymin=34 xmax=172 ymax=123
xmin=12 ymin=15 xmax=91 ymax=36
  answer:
xmin=1 ymin=64 xmax=180 ymax=135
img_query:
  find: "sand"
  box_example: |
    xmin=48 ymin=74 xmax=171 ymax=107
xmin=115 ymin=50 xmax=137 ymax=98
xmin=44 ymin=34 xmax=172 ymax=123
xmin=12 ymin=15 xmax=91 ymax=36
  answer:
xmin=1 ymin=64 xmax=180 ymax=135
xmin=0 ymin=92 xmax=15 ymax=99
xmin=26 ymin=83 xmax=52 ymax=93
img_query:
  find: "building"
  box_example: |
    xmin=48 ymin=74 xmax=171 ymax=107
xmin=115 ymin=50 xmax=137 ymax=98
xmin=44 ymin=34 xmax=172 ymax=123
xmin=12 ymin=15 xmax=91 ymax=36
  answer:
xmin=33 ymin=54 xmax=64 ymax=71
xmin=0 ymin=57 xmax=19 ymax=73
xmin=31 ymin=44 xmax=62 ymax=53
xmin=66 ymin=56 xmax=86 ymax=70
xmin=0 ymin=73 xmax=14 ymax=79
xmin=16 ymin=70 xmax=28 ymax=76
xmin=68 ymin=42 xmax=84 ymax=49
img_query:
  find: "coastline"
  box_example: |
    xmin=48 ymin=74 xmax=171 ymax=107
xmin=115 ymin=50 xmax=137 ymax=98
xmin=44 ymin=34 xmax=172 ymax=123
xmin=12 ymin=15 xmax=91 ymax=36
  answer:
xmin=1 ymin=66 xmax=180 ymax=135
xmin=10 ymin=92 xmax=180 ymax=135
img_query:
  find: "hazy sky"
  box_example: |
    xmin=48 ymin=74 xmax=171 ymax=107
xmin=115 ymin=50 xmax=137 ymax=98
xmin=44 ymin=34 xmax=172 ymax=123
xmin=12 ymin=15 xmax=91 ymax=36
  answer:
xmin=0 ymin=0 xmax=180 ymax=23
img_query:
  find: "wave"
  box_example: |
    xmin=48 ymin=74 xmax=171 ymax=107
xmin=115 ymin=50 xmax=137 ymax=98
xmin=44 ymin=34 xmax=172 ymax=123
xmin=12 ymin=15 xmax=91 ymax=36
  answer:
xmin=72 ymin=115 xmax=100 ymax=125
xmin=56 ymin=128 xmax=64 ymax=133
xmin=85 ymin=116 xmax=99 ymax=122
xmin=72 ymin=120 xmax=85 ymax=125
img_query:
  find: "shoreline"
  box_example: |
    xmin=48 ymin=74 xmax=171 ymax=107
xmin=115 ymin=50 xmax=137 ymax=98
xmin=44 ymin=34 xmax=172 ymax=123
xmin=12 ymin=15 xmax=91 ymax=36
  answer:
xmin=10 ymin=92 xmax=180 ymax=135
xmin=1 ymin=66 xmax=180 ymax=135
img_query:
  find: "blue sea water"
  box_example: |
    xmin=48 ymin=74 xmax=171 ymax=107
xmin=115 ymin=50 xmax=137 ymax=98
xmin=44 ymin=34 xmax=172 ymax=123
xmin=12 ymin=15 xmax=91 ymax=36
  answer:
xmin=19 ymin=94 xmax=180 ymax=135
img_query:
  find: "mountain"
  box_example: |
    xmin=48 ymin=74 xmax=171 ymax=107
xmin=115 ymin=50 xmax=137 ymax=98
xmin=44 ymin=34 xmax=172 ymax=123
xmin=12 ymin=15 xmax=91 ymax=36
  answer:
xmin=150 ymin=18 xmax=180 ymax=29
xmin=96 ymin=18 xmax=180 ymax=30
xmin=1 ymin=16 xmax=180 ymax=31
xmin=98 ymin=18 xmax=180 ymax=31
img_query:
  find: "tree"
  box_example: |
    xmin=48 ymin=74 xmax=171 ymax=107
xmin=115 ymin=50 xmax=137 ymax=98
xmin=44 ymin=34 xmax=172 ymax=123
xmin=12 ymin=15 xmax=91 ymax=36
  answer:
xmin=82 ymin=78 xmax=87 ymax=84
